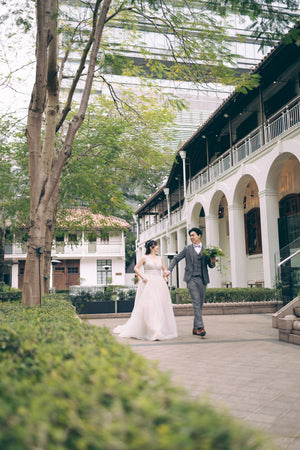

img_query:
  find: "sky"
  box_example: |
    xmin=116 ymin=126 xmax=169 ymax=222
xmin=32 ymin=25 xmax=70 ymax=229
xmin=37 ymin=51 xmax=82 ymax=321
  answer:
xmin=0 ymin=1 xmax=35 ymax=120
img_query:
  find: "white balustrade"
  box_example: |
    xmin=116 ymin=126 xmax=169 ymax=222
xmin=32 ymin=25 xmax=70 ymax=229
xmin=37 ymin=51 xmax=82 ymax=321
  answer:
xmin=190 ymin=97 xmax=300 ymax=196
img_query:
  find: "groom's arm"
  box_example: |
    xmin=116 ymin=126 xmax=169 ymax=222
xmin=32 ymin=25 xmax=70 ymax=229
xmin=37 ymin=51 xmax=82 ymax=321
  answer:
xmin=167 ymin=247 xmax=187 ymax=273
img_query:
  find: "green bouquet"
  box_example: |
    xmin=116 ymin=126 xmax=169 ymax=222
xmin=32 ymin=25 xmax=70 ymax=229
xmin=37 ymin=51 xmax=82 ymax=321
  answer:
xmin=203 ymin=246 xmax=225 ymax=258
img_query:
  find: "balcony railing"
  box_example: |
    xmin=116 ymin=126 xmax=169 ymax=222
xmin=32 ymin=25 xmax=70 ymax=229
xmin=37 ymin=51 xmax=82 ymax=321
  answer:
xmin=4 ymin=241 xmax=124 ymax=257
xmin=140 ymin=205 xmax=186 ymax=239
xmin=190 ymin=96 xmax=300 ymax=194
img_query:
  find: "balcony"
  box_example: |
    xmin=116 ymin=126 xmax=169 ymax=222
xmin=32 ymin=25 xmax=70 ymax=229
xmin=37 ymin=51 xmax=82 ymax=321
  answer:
xmin=191 ymin=96 xmax=300 ymax=194
xmin=54 ymin=241 xmax=124 ymax=257
xmin=140 ymin=205 xmax=186 ymax=241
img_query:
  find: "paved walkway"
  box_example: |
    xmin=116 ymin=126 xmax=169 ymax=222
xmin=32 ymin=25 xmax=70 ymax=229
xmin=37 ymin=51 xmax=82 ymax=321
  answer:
xmin=87 ymin=314 xmax=300 ymax=450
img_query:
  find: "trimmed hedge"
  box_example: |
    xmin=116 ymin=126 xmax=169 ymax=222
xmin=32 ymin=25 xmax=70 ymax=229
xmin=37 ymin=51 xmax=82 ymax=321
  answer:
xmin=0 ymin=296 xmax=274 ymax=449
xmin=0 ymin=292 xmax=22 ymax=302
xmin=0 ymin=284 xmax=22 ymax=302
xmin=71 ymin=286 xmax=137 ymax=303
xmin=171 ymin=287 xmax=276 ymax=304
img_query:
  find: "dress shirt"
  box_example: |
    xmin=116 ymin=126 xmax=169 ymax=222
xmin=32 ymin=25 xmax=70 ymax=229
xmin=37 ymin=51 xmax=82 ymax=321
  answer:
xmin=193 ymin=243 xmax=202 ymax=254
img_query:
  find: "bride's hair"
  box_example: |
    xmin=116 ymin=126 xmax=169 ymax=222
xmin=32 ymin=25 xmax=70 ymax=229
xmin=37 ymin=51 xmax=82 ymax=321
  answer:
xmin=145 ymin=239 xmax=157 ymax=255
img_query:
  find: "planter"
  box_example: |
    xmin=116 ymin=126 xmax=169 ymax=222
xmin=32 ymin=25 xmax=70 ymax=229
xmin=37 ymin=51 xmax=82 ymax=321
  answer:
xmin=73 ymin=301 xmax=115 ymax=314
xmin=73 ymin=300 xmax=136 ymax=314
xmin=117 ymin=300 xmax=135 ymax=313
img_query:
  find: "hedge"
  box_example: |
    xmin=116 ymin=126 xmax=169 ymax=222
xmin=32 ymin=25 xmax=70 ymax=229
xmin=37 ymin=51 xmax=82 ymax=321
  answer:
xmin=0 ymin=284 xmax=22 ymax=302
xmin=0 ymin=296 xmax=274 ymax=450
xmin=71 ymin=286 xmax=137 ymax=303
xmin=171 ymin=288 xmax=276 ymax=304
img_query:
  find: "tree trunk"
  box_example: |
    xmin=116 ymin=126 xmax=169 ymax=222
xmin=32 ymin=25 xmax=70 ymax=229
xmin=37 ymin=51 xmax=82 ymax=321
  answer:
xmin=22 ymin=0 xmax=112 ymax=306
xmin=22 ymin=0 xmax=56 ymax=306
xmin=22 ymin=207 xmax=47 ymax=305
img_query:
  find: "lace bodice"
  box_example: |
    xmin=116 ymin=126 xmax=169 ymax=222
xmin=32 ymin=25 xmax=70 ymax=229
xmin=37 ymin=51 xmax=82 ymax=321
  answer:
xmin=143 ymin=256 xmax=162 ymax=278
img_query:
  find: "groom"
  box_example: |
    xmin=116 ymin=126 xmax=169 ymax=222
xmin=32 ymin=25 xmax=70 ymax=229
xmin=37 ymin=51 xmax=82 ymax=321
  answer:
xmin=165 ymin=227 xmax=216 ymax=337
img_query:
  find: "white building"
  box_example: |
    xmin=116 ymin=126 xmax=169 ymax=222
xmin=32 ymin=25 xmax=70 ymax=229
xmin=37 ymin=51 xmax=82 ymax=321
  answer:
xmin=135 ymin=31 xmax=300 ymax=302
xmin=4 ymin=208 xmax=130 ymax=290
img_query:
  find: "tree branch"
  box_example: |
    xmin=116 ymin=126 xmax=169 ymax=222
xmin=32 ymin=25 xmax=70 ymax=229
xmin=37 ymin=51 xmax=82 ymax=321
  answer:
xmin=46 ymin=0 xmax=112 ymax=204
xmin=56 ymin=0 xmax=103 ymax=132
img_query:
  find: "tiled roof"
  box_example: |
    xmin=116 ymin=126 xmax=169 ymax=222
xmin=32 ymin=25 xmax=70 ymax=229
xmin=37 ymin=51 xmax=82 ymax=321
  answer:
xmin=57 ymin=208 xmax=130 ymax=230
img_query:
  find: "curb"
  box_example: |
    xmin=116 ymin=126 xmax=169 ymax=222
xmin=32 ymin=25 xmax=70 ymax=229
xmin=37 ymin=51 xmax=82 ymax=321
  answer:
xmin=79 ymin=301 xmax=282 ymax=319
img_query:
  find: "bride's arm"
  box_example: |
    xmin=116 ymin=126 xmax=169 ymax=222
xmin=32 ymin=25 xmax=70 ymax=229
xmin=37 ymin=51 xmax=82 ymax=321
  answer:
xmin=134 ymin=256 xmax=147 ymax=283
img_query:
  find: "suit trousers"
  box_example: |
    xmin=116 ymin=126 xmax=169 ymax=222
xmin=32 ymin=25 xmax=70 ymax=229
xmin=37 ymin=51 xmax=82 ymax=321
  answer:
xmin=187 ymin=276 xmax=206 ymax=329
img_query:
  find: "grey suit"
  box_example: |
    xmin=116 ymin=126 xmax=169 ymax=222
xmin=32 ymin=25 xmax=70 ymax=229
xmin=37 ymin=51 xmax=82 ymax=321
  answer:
xmin=168 ymin=245 xmax=215 ymax=329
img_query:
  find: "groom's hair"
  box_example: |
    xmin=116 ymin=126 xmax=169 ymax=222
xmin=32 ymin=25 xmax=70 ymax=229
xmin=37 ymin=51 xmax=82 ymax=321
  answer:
xmin=188 ymin=227 xmax=202 ymax=236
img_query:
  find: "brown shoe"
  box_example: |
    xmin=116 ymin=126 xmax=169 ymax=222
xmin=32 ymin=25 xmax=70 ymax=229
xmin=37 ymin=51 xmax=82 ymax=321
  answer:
xmin=193 ymin=328 xmax=206 ymax=337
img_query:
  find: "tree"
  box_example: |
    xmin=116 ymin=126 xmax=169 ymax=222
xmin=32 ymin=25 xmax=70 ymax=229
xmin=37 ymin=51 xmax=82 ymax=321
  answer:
xmin=2 ymin=0 xmax=299 ymax=305
xmin=61 ymin=93 xmax=177 ymax=218
xmin=0 ymin=119 xmax=29 ymax=284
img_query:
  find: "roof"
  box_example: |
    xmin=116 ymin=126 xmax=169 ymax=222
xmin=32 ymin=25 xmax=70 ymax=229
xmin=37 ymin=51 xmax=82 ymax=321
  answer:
xmin=57 ymin=208 xmax=130 ymax=230
xmin=135 ymin=185 xmax=166 ymax=215
xmin=175 ymin=23 xmax=300 ymax=157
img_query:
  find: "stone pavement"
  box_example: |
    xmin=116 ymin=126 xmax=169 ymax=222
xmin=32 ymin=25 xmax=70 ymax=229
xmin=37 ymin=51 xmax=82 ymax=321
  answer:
xmin=86 ymin=314 xmax=300 ymax=450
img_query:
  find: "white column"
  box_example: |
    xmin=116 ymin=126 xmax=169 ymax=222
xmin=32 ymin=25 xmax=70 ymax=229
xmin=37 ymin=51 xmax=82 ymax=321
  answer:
xmin=228 ymin=204 xmax=248 ymax=287
xmin=205 ymin=214 xmax=219 ymax=247
xmin=259 ymin=189 xmax=280 ymax=288
xmin=11 ymin=262 xmax=19 ymax=289
xmin=205 ymin=214 xmax=222 ymax=287
xmin=50 ymin=263 xmax=54 ymax=289
xmin=163 ymin=188 xmax=171 ymax=229
xmin=179 ymin=150 xmax=187 ymax=198
xmin=161 ymin=235 xmax=168 ymax=268
xmin=177 ymin=227 xmax=186 ymax=287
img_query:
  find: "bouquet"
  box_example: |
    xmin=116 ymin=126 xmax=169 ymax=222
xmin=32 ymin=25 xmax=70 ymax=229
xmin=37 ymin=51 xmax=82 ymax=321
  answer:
xmin=203 ymin=246 xmax=225 ymax=258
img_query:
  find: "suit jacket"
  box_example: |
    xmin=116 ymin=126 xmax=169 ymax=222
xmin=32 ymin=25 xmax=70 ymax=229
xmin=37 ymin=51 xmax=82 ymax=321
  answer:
xmin=168 ymin=245 xmax=215 ymax=285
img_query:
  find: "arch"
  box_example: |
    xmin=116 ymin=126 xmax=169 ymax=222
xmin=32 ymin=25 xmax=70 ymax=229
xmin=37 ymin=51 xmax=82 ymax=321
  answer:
xmin=266 ymin=152 xmax=300 ymax=194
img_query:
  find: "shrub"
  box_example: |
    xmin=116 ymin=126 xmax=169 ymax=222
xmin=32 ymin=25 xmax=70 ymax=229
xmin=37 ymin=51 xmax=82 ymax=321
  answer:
xmin=71 ymin=286 xmax=137 ymax=303
xmin=118 ymin=288 xmax=136 ymax=302
xmin=71 ymin=286 xmax=116 ymax=303
xmin=171 ymin=288 xmax=276 ymax=304
xmin=0 ymin=296 xmax=273 ymax=449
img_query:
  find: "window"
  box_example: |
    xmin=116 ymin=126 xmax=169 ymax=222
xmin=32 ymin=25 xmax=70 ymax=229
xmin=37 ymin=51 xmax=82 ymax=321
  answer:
xmin=97 ymin=260 xmax=112 ymax=284
xmin=279 ymin=194 xmax=300 ymax=217
xmin=54 ymin=266 xmax=65 ymax=273
xmin=245 ymin=208 xmax=262 ymax=255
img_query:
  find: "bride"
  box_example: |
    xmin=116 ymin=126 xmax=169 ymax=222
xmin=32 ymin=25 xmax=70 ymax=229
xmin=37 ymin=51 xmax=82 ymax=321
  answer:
xmin=113 ymin=239 xmax=178 ymax=341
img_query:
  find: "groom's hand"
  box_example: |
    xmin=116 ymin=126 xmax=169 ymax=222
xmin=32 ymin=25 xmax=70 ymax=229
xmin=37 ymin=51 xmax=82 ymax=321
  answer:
xmin=164 ymin=270 xmax=170 ymax=278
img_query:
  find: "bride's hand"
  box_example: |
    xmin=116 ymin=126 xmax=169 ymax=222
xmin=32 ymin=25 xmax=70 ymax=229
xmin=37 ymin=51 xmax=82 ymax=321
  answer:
xmin=142 ymin=277 xmax=148 ymax=283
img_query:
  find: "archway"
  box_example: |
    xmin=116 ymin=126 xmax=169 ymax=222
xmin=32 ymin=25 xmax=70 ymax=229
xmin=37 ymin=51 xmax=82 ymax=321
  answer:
xmin=264 ymin=153 xmax=300 ymax=298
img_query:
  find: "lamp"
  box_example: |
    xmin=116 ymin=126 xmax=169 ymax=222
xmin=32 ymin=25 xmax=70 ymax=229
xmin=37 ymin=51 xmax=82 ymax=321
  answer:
xmin=103 ymin=265 xmax=110 ymax=287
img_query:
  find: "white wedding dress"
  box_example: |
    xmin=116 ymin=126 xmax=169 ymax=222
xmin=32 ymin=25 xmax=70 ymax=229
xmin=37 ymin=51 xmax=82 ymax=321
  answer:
xmin=113 ymin=256 xmax=178 ymax=341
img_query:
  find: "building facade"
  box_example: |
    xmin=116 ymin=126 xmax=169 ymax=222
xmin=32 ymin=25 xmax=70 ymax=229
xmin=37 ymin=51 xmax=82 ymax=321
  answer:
xmin=4 ymin=209 xmax=130 ymax=290
xmin=136 ymin=33 xmax=300 ymax=296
